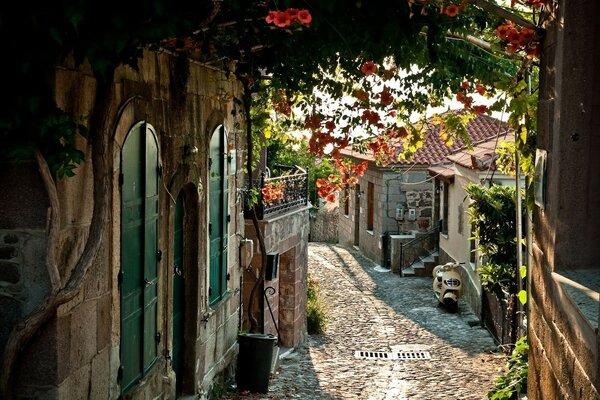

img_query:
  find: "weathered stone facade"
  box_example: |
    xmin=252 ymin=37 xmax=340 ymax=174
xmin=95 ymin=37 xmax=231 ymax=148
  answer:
xmin=529 ymin=1 xmax=600 ymax=399
xmin=0 ymin=49 xmax=245 ymax=398
xmin=243 ymin=206 xmax=310 ymax=348
xmin=309 ymin=201 xmax=339 ymax=243
xmin=338 ymin=158 xmax=434 ymax=267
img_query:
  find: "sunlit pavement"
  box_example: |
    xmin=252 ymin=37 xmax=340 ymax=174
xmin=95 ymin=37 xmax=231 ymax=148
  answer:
xmin=222 ymin=243 xmax=506 ymax=400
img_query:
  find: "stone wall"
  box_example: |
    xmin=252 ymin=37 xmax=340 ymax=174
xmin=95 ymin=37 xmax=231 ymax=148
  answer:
xmin=243 ymin=206 xmax=310 ymax=348
xmin=0 ymin=49 xmax=245 ymax=399
xmin=309 ymin=201 xmax=339 ymax=243
xmin=528 ymin=1 xmax=600 ymax=399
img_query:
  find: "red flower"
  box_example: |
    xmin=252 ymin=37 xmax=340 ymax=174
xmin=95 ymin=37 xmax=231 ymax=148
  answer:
xmin=520 ymin=28 xmax=535 ymax=45
xmin=496 ymin=24 xmax=510 ymax=40
xmin=380 ymin=88 xmax=394 ymax=106
xmin=265 ymin=11 xmax=277 ymax=24
xmin=360 ymin=61 xmax=378 ymax=75
xmin=354 ymin=89 xmax=369 ymax=101
xmin=475 ymin=83 xmax=486 ymax=95
xmin=325 ymin=120 xmax=336 ymax=131
xmin=331 ymin=148 xmax=341 ymax=159
xmin=472 ymin=105 xmax=489 ymax=114
xmin=508 ymin=29 xmax=521 ymax=45
xmin=287 ymin=8 xmax=299 ymax=20
xmin=461 ymin=81 xmax=470 ymax=90
xmin=445 ymin=4 xmax=459 ymax=17
xmin=297 ymin=9 xmax=312 ymax=26
xmin=326 ymin=193 xmax=337 ymax=202
xmin=274 ymin=11 xmax=292 ymax=27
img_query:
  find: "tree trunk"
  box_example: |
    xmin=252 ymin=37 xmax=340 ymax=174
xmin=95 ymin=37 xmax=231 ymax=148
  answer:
xmin=240 ymin=81 xmax=269 ymax=333
xmin=0 ymin=75 xmax=116 ymax=399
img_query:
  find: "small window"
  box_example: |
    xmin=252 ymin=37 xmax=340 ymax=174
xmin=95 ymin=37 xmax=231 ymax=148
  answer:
xmin=344 ymin=187 xmax=350 ymax=216
xmin=442 ymin=183 xmax=449 ymax=234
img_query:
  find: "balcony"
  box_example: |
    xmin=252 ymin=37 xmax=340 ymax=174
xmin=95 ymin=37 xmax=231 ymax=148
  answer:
xmin=247 ymin=165 xmax=309 ymax=220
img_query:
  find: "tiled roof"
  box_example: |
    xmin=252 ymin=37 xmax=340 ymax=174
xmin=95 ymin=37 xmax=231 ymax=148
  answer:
xmin=447 ymin=132 xmax=515 ymax=170
xmin=341 ymin=113 xmax=511 ymax=167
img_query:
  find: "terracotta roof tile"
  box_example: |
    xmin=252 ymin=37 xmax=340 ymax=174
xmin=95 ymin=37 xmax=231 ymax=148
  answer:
xmin=341 ymin=113 xmax=511 ymax=166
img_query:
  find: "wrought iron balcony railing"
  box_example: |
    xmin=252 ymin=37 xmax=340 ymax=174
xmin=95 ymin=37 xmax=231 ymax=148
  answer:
xmin=249 ymin=165 xmax=309 ymax=220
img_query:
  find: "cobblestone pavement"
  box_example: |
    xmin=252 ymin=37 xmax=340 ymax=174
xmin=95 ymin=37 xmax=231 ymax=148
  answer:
xmin=223 ymin=243 xmax=506 ymax=400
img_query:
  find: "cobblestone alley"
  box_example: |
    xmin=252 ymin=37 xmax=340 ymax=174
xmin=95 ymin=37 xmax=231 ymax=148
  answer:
xmin=223 ymin=243 xmax=506 ymax=400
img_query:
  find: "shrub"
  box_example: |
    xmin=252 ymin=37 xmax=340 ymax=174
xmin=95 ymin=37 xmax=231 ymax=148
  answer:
xmin=488 ymin=336 xmax=529 ymax=400
xmin=306 ymin=272 xmax=327 ymax=334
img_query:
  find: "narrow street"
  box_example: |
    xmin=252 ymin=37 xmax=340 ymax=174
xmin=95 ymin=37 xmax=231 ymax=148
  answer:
xmin=225 ymin=243 xmax=506 ymax=399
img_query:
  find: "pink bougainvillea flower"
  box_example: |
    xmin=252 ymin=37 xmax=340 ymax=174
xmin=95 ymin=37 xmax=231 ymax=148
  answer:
xmin=274 ymin=11 xmax=292 ymax=27
xmin=297 ymin=9 xmax=312 ymax=26
xmin=360 ymin=61 xmax=377 ymax=75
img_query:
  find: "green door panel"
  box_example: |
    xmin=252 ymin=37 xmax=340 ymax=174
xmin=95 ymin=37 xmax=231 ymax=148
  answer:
xmin=120 ymin=122 xmax=159 ymax=393
xmin=173 ymin=193 xmax=185 ymax=394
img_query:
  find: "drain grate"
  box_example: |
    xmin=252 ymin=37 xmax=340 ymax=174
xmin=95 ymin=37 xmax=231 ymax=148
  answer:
xmin=354 ymin=350 xmax=431 ymax=360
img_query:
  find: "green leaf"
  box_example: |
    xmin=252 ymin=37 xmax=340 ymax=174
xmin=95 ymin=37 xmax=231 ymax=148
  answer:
xmin=518 ymin=289 xmax=527 ymax=305
xmin=520 ymin=265 xmax=527 ymax=279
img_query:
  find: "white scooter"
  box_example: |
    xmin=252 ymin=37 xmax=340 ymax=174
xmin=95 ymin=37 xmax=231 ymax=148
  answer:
xmin=432 ymin=261 xmax=465 ymax=313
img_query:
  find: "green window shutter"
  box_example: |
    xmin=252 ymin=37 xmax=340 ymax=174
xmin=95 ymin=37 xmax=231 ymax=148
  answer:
xmin=120 ymin=122 xmax=159 ymax=393
xmin=143 ymin=125 xmax=159 ymax=372
xmin=221 ymin=128 xmax=229 ymax=293
xmin=209 ymin=125 xmax=228 ymax=304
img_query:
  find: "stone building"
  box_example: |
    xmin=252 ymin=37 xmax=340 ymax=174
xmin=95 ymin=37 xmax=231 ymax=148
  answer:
xmin=338 ymin=114 xmax=506 ymax=272
xmin=528 ymin=1 xmax=600 ymax=398
xmin=0 ymin=49 xmax=246 ymax=398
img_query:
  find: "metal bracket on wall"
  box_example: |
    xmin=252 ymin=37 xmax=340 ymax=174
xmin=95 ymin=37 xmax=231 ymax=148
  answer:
xmin=263 ymin=286 xmax=280 ymax=344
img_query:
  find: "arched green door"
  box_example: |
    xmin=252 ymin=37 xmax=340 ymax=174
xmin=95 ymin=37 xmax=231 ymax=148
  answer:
xmin=120 ymin=122 xmax=160 ymax=393
xmin=172 ymin=192 xmax=185 ymax=395
xmin=209 ymin=125 xmax=228 ymax=304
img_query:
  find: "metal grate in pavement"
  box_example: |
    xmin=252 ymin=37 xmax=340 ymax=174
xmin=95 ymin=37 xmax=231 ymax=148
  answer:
xmin=354 ymin=350 xmax=431 ymax=360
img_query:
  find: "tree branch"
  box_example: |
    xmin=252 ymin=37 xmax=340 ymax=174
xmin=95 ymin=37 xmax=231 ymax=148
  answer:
xmin=468 ymin=0 xmax=538 ymax=30
xmin=35 ymin=150 xmax=62 ymax=292
xmin=0 ymin=76 xmax=115 ymax=399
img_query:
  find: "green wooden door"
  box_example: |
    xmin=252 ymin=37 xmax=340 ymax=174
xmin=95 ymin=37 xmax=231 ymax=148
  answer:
xmin=120 ymin=122 xmax=160 ymax=393
xmin=209 ymin=125 xmax=228 ymax=304
xmin=172 ymin=192 xmax=185 ymax=394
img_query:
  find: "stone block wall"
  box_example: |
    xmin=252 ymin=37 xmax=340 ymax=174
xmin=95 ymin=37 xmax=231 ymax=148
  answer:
xmin=309 ymin=200 xmax=339 ymax=243
xmin=528 ymin=2 xmax=600 ymax=399
xmin=243 ymin=206 xmax=309 ymax=348
xmin=337 ymin=161 xmax=435 ymax=268
xmin=1 ymin=48 xmax=245 ymax=399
